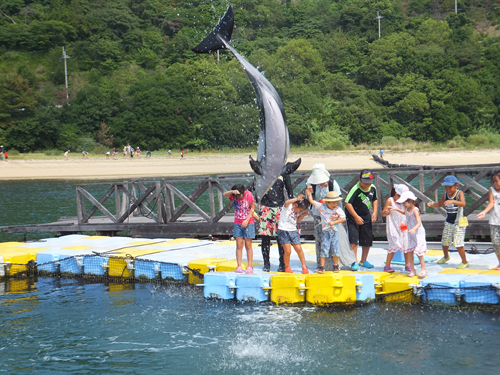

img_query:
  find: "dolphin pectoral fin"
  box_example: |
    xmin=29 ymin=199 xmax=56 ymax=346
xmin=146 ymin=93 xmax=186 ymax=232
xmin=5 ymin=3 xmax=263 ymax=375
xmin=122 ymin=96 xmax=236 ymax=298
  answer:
xmin=283 ymin=158 xmax=302 ymax=175
xmin=249 ymin=155 xmax=263 ymax=176
xmin=192 ymin=6 xmax=235 ymax=53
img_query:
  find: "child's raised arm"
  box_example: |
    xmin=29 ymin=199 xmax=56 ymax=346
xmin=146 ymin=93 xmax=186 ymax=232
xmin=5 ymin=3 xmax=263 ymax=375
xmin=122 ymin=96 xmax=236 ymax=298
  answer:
xmin=284 ymin=194 xmax=304 ymax=207
xmin=305 ymin=186 xmax=316 ymax=206
xmin=427 ymin=192 xmax=446 ymax=208
xmin=478 ymin=189 xmax=495 ymax=219
xmin=223 ymin=189 xmax=240 ymax=198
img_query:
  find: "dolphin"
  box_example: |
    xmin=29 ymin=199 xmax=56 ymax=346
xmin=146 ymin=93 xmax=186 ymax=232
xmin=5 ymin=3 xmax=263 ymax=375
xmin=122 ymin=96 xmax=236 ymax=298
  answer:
xmin=192 ymin=6 xmax=301 ymax=201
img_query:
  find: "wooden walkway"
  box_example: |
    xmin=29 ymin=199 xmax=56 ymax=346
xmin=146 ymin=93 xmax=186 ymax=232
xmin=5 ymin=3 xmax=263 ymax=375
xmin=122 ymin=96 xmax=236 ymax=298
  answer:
xmin=1 ymin=163 xmax=498 ymax=240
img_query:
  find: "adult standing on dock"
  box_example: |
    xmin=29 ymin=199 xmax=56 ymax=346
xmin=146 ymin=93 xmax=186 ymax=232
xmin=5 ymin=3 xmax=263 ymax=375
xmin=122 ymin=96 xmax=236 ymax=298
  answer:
xmin=256 ymin=175 xmax=294 ymax=272
xmin=307 ymin=164 xmax=354 ymax=270
xmin=345 ymin=170 xmax=378 ymax=270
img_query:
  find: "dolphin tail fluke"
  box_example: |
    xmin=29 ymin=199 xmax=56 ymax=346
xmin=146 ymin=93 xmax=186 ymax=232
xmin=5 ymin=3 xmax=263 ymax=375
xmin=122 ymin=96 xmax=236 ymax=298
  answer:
xmin=249 ymin=155 xmax=263 ymax=176
xmin=283 ymin=158 xmax=302 ymax=175
xmin=192 ymin=6 xmax=235 ymax=53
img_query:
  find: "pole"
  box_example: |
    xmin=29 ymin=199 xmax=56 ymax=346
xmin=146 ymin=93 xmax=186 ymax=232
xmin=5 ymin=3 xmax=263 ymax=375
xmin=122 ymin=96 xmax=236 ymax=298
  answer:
xmin=62 ymin=46 xmax=71 ymax=100
xmin=455 ymin=0 xmax=457 ymax=13
xmin=374 ymin=11 xmax=384 ymax=39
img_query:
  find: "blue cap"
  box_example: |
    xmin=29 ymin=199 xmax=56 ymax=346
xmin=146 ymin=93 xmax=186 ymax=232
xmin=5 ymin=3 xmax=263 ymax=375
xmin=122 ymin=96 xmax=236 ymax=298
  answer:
xmin=442 ymin=175 xmax=459 ymax=186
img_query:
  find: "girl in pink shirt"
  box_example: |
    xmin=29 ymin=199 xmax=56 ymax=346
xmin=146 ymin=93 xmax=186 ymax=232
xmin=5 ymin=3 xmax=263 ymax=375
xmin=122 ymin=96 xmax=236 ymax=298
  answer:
xmin=223 ymin=184 xmax=256 ymax=274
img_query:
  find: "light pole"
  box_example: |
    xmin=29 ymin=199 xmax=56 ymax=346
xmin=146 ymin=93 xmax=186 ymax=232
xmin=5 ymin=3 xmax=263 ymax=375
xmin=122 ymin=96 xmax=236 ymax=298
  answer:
xmin=62 ymin=46 xmax=71 ymax=100
xmin=374 ymin=11 xmax=384 ymax=39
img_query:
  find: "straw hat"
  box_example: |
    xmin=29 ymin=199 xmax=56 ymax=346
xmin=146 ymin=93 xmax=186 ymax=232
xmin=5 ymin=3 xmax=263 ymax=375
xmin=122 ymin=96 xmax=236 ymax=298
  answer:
xmin=323 ymin=191 xmax=342 ymax=202
xmin=396 ymin=191 xmax=417 ymax=203
xmin=307 ymin=164 xmax=330 ymax=185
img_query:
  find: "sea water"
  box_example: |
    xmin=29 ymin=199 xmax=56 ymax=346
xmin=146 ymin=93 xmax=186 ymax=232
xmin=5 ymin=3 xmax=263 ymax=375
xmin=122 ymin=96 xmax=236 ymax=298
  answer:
xmin=1 ymin=278 xmax=499 ymax=374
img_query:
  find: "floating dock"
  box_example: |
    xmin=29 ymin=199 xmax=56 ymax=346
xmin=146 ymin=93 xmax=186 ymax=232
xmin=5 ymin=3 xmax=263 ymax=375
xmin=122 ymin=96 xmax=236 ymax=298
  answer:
xmin=1 ymin=235 xmax=499 ymax=307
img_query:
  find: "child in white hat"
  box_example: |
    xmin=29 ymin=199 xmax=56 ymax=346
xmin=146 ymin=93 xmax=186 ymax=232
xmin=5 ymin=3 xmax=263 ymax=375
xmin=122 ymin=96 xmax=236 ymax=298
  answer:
xmin=382 ymin=184 xmax=410 ymax=273
xmin=306 ymin=188 xmax=346 ymax=272
xmin=389 ymin=191 xmax=428 ymax=278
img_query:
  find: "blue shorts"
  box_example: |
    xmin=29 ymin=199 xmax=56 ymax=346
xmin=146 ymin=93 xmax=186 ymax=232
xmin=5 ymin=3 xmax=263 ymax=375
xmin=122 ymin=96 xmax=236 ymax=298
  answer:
xmin=321 ymin=230 xmax=340 ymax=258
xmin=277 ymin=230 xmax=301 ymax=245
xmin=233 ymin=223 xmax=255 ymax=239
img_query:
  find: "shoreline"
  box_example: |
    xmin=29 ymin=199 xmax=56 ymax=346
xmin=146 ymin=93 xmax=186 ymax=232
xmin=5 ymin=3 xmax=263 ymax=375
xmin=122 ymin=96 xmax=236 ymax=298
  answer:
xmin=0 ymin=150 xmax=498 ymax=181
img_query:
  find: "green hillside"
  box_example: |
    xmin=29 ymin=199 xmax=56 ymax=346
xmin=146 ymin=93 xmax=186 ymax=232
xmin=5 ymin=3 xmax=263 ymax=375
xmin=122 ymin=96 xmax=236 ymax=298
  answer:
xmin=0 ymin=0 xmax=499 ymax=152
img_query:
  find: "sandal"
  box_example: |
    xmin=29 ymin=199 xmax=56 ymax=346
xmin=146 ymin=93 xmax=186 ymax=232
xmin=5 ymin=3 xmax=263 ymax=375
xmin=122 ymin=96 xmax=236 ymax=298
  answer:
xmin=418 ymin=270 xmax=427 ymax=279
xmin=408 ymin=272 xmax=416 ymax=277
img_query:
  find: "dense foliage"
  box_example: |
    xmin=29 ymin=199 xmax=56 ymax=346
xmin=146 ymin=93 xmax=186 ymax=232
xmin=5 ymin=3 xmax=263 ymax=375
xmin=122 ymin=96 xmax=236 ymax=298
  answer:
xmin=0 ymin=0 xmax=499 ymax=152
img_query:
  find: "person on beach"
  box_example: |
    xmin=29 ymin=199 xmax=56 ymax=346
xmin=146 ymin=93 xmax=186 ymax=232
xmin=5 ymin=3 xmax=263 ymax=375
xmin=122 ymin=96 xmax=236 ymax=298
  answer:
xmin=130 ymin=148 xmax=134 ymax=159
xmin=146 ymin=150 xmax=152 ymax=158
xmin=306 ymin=189 xmax=346 ymax=273
xmin=223 ymin=184 xmax=255 ymax=274
xmin=181 ymin=150 xmax=184 ymax=159
xmin=382 ymin=184 xmax=411 ymax=273
xmin=123 ymin=146 xmax=127 ymax=157
xmin=427 ymin=175 xmax=469 ymax=269
xmin=136 ymin=147 xmax=141 ymax=157
xmin=277 ymin=195 xmax=310 ymax=274
xmin=64 ymin=150 xmax=70 ymax=160
xmin=379 ymin=149 xmax=384 ymax=159
xmin=477 ymin=171 xmax=500 ymax=270
xmin=168 ymin=150 xmax=172 ymax=158
xmin=345 ymin=170 xmax=378 ymax=270
xmin=256 ymin=175 xmax=294 ymax=272
xmin=389 ymin=191 xmax=428 ymax=278
xmin=307 ymin=164 xmax=354 ymax=270
xmin=82 ymin=151 xmax=88 ymax=159
xmin=3 ymin=150 xmax=8 ymax=161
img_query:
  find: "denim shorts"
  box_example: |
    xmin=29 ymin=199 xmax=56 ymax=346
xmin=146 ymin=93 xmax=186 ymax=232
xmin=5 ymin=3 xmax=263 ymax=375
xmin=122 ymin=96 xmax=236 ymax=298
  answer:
xmin=321 ymin=230 xmax=340 ymax=258
xmin=277 ymin=229 xmax=301 ymax=245
xmin=233 ymin=223 xmax=255 ymax=239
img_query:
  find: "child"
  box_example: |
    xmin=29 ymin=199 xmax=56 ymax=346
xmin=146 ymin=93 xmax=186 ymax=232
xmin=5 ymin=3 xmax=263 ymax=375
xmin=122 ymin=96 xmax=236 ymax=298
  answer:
xmin=223 ymin=184 xmax=255 ymax=274
xmin=277 ymin=195 xmax=310 ymax=274
xmin=64 ymin=150 xmax=70 ymax=160
xmin=389 ymin=191 xmax=428 ymax=278
xmin=382 ymin=184 xmax=411 ymax=273
xmin=345 ymin=170 xmax=378 ymax=270
xmin=477 ymin=171 xmax=500 ymax=270
xmin=306 ymin=163 xmax=343 ymax=270
xmin=427 ymin=175 xmax=469 ymax=269
xmin=306 ymin=188 xmax=346 ymax=273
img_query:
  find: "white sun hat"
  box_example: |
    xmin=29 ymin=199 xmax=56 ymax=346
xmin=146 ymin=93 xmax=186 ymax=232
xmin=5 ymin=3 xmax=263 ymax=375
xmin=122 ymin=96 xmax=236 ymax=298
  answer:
xmin=307 ymin=164 xmax=330 ymax=185
xmin=395 ymin=184 xmax=409 ymax=196
xmin=396 ymin=191 xmax=418 ymax=203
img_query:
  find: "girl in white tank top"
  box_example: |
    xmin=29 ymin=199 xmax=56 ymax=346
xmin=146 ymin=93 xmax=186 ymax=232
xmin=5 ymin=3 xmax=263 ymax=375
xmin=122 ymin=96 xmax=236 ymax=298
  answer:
xmin=477 ymin=172 xmax=500 ymax=270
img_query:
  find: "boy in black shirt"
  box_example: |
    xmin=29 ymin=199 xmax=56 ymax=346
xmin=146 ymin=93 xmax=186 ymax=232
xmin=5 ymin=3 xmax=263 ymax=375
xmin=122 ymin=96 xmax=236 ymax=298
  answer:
xmin=345 ymin=170 xmax=378 ymax=270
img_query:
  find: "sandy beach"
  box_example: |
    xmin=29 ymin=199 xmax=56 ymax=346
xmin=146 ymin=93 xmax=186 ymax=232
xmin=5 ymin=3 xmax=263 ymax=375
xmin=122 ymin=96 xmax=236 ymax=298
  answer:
xmin=0 ymin=150 xmax=498 ymax=180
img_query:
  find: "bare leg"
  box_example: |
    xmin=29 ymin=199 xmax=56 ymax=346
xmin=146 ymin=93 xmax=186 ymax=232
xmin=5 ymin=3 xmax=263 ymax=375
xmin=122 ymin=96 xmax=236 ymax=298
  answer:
xmin=292 ymin=244 xmax=307 ymax=268
xmin=360 ymin=246 xmax=370 ymax=263
xmin=333 ymin=256 xmax=339 ymax=265
xmin=404 ymin=252 xmax=411 ymax=268
xmin=350 ymin=243 xmax=358 ymax=261
xmin=408 ymin=251 xmax=416 ymax=276
xmin=282 ymin=243 xmax=292 ymax=268
xmin=442 ymin=245 xmax=450 ymax=259
xmin=385 ymin=252 xmax=395 ymax=268
xmin=320 ymin=257 xmax=326 ymax=267
xmin=236 ymin=237 xmax=244 ymax=267
xmin=456 ymin=246 xmax=468 ymax=264
xmin=417 ymin=255 xmax=427 ymax=273
xmin=244 ymin=238 xmax=253 ymax=267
